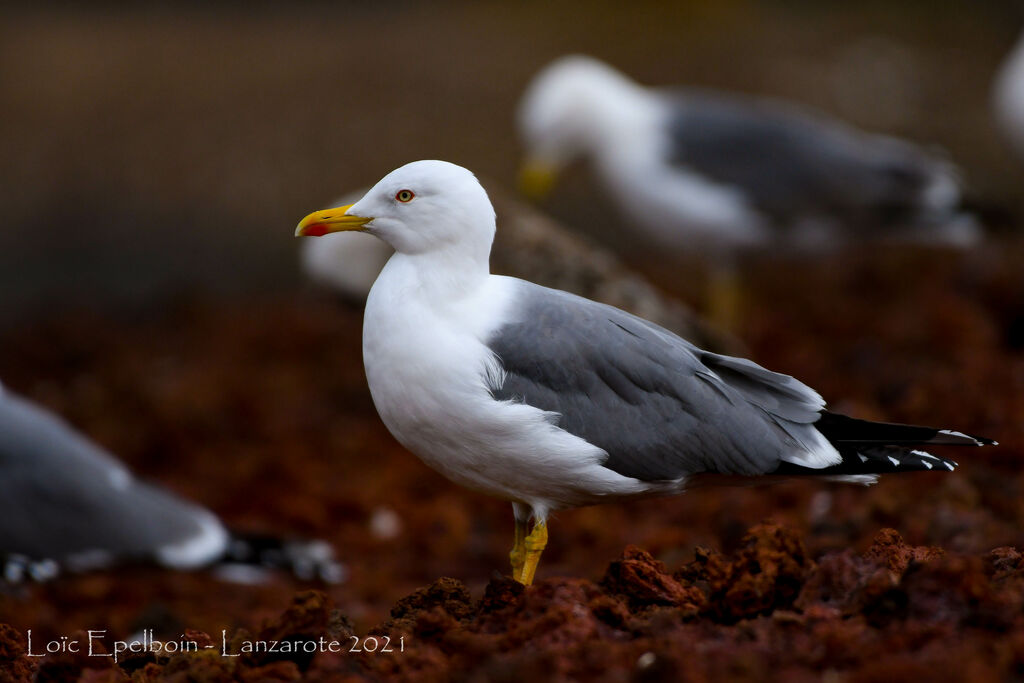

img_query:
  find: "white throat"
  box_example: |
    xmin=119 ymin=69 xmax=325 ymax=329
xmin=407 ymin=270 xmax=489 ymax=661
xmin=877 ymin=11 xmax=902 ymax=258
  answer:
xmin=377 ymin=245 xmax=491 ymax=310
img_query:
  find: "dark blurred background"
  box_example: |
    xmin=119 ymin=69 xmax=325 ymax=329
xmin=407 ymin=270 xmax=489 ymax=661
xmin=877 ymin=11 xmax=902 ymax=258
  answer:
xmin=1 ymin=0 xmax=1021 ymax=326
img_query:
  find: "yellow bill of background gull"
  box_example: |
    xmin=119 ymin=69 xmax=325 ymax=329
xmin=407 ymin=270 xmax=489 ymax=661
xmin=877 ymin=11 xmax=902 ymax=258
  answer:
xmin=296 ymin=160 xmax=993 ymax=586
xmin=517 ymin=55 xmax=979 ymax=250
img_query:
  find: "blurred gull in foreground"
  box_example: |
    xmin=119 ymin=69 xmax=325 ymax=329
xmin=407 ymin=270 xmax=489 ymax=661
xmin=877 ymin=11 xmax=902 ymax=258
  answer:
xmin=0 ymin=381 xmax=342 ymax=583
xmin=295 ymin=160 xmax=993 ymax=585
xmin=517 ymin=55 xmax=979 ymax=250
xmin=994 ymin=29 xmax=1024 ymax=162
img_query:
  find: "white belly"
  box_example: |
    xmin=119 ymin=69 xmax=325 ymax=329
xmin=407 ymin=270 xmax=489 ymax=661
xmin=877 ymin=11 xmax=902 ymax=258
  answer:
xmin=361 ymin=261 xmax=652 ymax=514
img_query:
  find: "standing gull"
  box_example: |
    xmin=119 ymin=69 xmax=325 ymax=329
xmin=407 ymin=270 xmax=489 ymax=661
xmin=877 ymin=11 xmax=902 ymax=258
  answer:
xmin=296 ymin=160 xmax=993 ymax=586
xmin=518 ymin=55 xmax=978 ymax=249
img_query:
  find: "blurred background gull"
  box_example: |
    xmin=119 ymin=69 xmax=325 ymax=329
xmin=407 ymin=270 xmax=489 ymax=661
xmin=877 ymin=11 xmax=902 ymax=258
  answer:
xmin=516 ymin=54 xmax=978 ymax=251
xmin=0 ymin=378 xmax=343 ymax=584
xmin=1 ymin=1 xmax=1021 ymax=328
xmin=514 ymin=52 xmax=983 ymax=326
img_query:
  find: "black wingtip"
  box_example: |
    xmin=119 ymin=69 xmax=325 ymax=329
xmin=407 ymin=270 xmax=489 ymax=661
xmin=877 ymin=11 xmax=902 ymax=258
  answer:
xmin=774 ymin=445 xmax=959 ymax=479
xmin=935 ymin=430 xmax=996 ymax=447
xmin=816 ymin=412 xmax=995 ymax=448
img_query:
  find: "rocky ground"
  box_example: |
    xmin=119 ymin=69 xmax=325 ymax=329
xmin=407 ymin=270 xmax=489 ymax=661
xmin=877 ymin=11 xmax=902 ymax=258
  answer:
xmin=0 ymin=235 xmax=1021 ymax=680
xmin=4 ymin=525 xmax=1024 ymax=681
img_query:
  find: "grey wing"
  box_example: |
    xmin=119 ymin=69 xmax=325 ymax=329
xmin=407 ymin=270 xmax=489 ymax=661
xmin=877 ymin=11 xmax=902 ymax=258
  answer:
xmin=660 ymin=89 xmax=956 ymax=227
xmin=0 ymin=389 xmax=227 ymax=568
xmin=486 ymin=281 xmax=838 ymax=481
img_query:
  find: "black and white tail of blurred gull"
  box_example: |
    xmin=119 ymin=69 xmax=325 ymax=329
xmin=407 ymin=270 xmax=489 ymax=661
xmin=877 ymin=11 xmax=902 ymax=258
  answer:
xmin=994 ymin=29 xmax=1024 ymax=162
xmin=517 ymin=55 xmax=979 ymax=249
xmin=0 ymin=381 xmax=342 ymax=584
xmin=295 ymin=160 xmax=994 ymax=586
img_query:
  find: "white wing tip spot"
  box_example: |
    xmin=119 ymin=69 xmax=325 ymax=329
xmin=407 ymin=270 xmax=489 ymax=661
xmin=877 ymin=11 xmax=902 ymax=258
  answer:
xmin=887 ymin=455 xmax=900 ymax=467
xmin=939 ymin=429 xmax=989 ymax=445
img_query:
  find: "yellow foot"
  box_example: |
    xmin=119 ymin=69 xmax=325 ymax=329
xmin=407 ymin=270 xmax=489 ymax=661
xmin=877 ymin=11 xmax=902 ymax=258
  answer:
xmin=514 ymin=521 xmax=548 ymax=586
xmin=509 ymin=517 xmax=527 ymax=580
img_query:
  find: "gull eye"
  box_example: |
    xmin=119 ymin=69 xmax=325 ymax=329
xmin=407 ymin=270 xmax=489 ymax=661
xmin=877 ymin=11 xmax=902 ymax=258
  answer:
xmin=395 ymin=189 xmax=415 ymax=203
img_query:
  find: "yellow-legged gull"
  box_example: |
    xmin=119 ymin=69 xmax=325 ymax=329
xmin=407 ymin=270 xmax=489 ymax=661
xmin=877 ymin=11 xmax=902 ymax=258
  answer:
xmin=296 ymin=160 xmax=993 ymax=585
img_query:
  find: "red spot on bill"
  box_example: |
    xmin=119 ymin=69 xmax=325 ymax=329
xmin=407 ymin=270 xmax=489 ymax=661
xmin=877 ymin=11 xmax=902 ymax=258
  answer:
xmin=303 ymin=224 xmax=329 ymax=237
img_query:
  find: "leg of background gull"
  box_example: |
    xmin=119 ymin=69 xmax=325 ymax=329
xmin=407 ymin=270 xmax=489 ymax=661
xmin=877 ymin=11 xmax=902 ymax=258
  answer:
xmin=707 ymin=251 xmax=741 ymax=332
xmin=517 ymin=520 xmax=548 ymax=586
xmin=509 ymin=502 xmax=529 ymax=579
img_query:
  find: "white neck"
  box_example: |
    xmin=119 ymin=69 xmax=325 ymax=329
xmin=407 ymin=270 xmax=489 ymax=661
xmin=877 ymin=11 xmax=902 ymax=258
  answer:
xmin=572 ymin=82 xmax=664 ymax=176
xmin=583 ymin=79 xmax=658 ymax=135
xmin=377 ymin=245 xmax=491 ymax=310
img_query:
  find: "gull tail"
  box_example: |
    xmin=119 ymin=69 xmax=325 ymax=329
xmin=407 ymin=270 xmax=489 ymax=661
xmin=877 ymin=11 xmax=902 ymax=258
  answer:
xmin=773 ymin=411 xmax=995 ymax=482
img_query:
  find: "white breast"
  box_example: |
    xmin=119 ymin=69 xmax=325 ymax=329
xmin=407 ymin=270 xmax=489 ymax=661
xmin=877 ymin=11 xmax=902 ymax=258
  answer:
xmin=362 ymin=260 xmax=654 ymax=515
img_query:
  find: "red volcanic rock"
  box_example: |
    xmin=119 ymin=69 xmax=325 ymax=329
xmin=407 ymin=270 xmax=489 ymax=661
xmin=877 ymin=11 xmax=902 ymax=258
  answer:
xmin=684 ymin=522 xmax=813 ymax=621
xmin=380 ymin=577 xmax=476 ymax=638
xmin=987 ymin=546 xmax=1024 ymax=580
xmin=796 ymin=528 xmax=950 ymax=624
xmin=246 ymin=590 xmax=341 ymax=670
xmin=0 ymin=624 xmax=35 ymax=683
xmin=795 ymin=548 xmax=893 ymax=617
xmin=7 ymin=526 xmax=1024 ymax=681
xmin=31 ymin=629 xmax=120 ymax=683
xmin=152 ymin=650 xmax=234 ymax=683
xmin=77 ymin=670 xmax=130 ymax=683
xmin=477 ymin=574 xmax=525 ymax=615
xmin=600 ymin=545 xmax=705 ymax=613
xmin=237 ymin=660 xmax=303 ymax=682
xmin=863 ymin=528 xmax=945 ymax=577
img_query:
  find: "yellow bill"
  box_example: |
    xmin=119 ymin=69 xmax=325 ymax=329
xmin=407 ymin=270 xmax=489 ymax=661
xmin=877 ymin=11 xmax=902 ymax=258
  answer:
xmin=517 ymin=160 xmax=559 ymax=200
xmin=295 ymin=204 xmax=372 ymax=237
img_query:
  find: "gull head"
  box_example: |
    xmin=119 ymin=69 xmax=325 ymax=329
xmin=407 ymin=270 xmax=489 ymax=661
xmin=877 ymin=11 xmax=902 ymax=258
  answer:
xmin=296 ymin=160 xmax=496 ymax=258
xmin=516 ymin=55 xmax=642 ymax=199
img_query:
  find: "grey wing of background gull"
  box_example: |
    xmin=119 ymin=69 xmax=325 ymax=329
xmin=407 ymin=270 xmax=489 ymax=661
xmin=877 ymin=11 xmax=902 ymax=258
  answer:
xmin=660 ymin=89 xmax=963 ymax=232
xmin=0 ymin=386 xmax=228 ymax=571
xmin=486 ymin=280 xmax=832 ymax=481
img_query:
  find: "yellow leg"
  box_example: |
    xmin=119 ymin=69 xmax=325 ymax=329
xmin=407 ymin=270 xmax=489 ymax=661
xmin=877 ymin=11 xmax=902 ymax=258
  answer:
xmin=509 ymin=517 xmax=527 ymax=579
xmin=708 ymin=261 xmax=742 ymax=333
xmin=515 ymin=521 xmax=548 ymax=586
